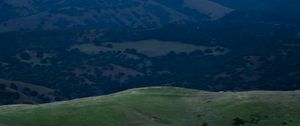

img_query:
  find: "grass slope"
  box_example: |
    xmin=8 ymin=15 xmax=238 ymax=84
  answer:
xmin=70 ymin=40 xmax=229 ymax=57
xmin=0 ymin=87 xmax=299 ymax=126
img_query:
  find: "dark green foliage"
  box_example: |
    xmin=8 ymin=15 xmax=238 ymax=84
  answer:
xmin=0 ymin=91 xmax=20 ymax=104
xmin=232 ymin=118 xmax=246 ymax=126
xmin=30 ymin=91 xmax=39 ymax=97
xmin=124 ymin=48 xmax=138 ymax=54
xmin=0 ymin=84 xmax=6 ymax=91
xmin=19 ymin=52 xmax=31 ymax=60
xmin=201 ymin=122 xmax=208 ymax=126
xmin=37 ymin=94 xmax=50 ymax=103
xmin=10 ymin=83 xmax=18 ymax=90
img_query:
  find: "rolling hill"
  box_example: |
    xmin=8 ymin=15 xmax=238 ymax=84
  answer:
xmin=0 ymin=87 xmax=299 ymax=126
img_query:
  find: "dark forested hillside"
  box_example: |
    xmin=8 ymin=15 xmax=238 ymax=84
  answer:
xmin=0 ymin=0 xmax=299 ymax=105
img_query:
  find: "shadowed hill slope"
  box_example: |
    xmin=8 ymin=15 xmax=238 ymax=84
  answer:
xmin=0 ymin=0 xmax=234 ymax=32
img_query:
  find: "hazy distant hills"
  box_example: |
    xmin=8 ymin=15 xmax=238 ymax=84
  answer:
xmin=0 ymin=0 xmax=234 ymax=32
xmin=1 ymin=0 xmax=299 ymax=33
xmin=213 ymin=0 xmax=300 ymax=16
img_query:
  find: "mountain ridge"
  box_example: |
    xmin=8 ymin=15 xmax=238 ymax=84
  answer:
xmin=0 ymin=0 xmax=234 ymax=32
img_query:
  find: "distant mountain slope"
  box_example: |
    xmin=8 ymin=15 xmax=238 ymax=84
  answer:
xmin=184 ymin=0 xmax=233 ymax=20
xmin=0 ymin=0 xmax=299 ymax=105
xmin=212 ymin=0 xmax=300 ymax=19
xmin=0 ymin=87 xmax=299 ymax=126
xmin=0 ymin=0 xmax=234 ymax=32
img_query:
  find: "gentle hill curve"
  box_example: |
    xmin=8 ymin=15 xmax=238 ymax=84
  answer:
xmin=0 ymin=87 xmax=299 ymax=126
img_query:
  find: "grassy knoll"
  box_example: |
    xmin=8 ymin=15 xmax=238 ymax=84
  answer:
xmin=0 ymin=87 xmax=299 ymax=126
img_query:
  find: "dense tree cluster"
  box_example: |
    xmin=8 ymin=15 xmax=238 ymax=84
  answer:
xmin=0 ymin=13 xmax=299 ymax=104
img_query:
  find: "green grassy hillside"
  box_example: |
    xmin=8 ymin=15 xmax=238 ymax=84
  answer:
xmin=0 ymin=87 xmax=299 ymax=126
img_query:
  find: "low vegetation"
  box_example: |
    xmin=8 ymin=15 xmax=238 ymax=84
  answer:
xmin=0 ymin=87 xmax=299 ymax=126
